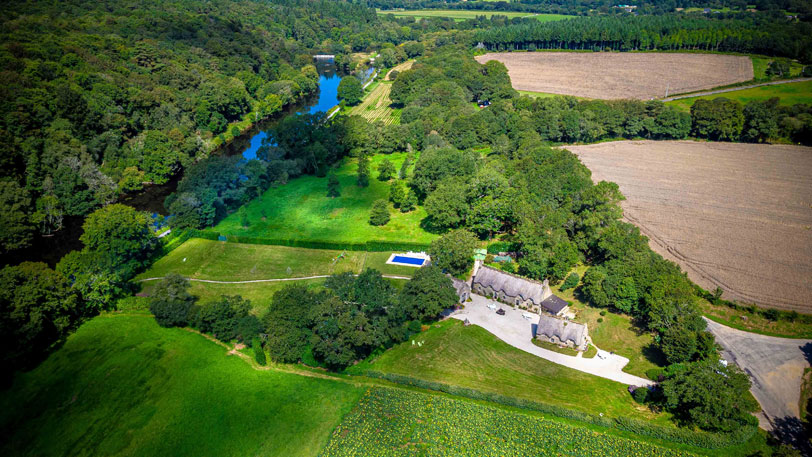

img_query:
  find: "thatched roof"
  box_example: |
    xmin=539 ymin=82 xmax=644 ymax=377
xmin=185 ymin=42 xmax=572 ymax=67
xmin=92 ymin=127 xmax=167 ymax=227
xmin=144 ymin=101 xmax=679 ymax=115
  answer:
xmin=450 ymin=276 xmax=471 ymax=297
xmin=473 ymin=266 xmax=547 ymax=305
xmin=536 ymin=315 xmax=587 ymax=348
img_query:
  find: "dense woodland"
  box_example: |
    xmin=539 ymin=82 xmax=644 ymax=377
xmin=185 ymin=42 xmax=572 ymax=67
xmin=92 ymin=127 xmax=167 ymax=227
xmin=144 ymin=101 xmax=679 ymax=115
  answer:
xmin=475 ymin=14 xmax=812 ymax=60
xmin=373 ymin=0 xmax=812 ymax=17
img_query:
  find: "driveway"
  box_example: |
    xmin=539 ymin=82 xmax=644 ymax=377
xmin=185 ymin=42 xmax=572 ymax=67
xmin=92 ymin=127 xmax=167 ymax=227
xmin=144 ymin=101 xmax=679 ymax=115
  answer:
xmin=705 ymin=318 xmax=812 ymax=438
xmin=452 ymin=294 xmax=652 ymax=386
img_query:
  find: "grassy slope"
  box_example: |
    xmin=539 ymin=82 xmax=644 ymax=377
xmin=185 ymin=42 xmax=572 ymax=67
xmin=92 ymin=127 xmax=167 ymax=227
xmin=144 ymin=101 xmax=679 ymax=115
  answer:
xmin=0 ymin=314 xmax=364 ymax=457
xmin=666 ymin=80 xmax=812 ymax=111
xmin=350 ymin=319 xmax=670 ymax=424
xmin=214 ymin=153 xmax=436 ymax=244
xmin=700 ymin=300 xmax=812 ymax=339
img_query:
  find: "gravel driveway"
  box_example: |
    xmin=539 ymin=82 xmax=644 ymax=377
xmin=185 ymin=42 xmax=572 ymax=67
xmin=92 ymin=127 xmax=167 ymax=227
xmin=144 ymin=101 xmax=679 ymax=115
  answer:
xmin=452 ymin=294 xmax=652 ymax=386
xmin=705 ymin=318 xmax=812 ymax=436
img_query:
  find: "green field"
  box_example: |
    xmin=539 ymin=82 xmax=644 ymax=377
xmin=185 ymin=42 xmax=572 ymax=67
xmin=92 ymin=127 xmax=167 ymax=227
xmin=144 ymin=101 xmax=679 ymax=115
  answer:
xmin=666 ymin=80 xmax=812 ymax=112
xmin=350 ymin=319 xmax=667 ymax=423
xmin=214 ymin=153 xmax=436 ymax=245
xmin=377 ymin=9 xmax=571 ymax=22
xmin=0 ymin=314 xmax=365 ymax=457
xmin=320 ymin=388 xmax=697 ymax=457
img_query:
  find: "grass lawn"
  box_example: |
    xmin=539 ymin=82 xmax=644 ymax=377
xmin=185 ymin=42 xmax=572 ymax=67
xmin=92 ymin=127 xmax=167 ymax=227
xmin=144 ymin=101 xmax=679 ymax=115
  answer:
xmin=700 ymin=300 xmax=812 ymax=339
xmin=666 ymin=80 xmax=812 ymax=112
xmin=214 ymin=153 xmax=436 ymax=245
xmin=554 ymin=265 xmax=666 ymax=379
xmin=519 ymin=89 xmax=587 ymax=100
xmin=0 ymin=314 xmax=365 ymax=457
xmin=532 ymin=338 xmax=581 ymax=356
xmin=377 ymin=9 xmax=570 ymax=22
xmin=350 ymin=319 xmax=669 ymax=424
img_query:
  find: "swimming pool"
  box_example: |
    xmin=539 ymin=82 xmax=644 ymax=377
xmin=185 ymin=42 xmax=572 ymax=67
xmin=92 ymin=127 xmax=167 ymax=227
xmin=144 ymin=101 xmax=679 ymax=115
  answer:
xmin=391 ymin=255 xmax=426 ymax=266
xmin=386 ymin=252 xmax=431 ymax=267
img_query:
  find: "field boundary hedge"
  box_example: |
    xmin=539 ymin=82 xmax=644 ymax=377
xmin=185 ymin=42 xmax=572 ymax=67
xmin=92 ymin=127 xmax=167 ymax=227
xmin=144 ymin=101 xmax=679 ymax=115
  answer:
xmin=185 ymin=230 xmax=431 ymax=252
xmin=362 ymin=371 xmax=756 ymax=449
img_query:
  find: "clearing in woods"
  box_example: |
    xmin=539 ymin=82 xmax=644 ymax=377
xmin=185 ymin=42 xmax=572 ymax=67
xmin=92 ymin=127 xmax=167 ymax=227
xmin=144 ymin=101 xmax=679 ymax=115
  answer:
xmin=475 ymin=52 xmax=753 ymax=100
xmin=569 ymin=140 xmax=812 ymax=312
xmin=348 ymin=60 xmax=413 ymax=124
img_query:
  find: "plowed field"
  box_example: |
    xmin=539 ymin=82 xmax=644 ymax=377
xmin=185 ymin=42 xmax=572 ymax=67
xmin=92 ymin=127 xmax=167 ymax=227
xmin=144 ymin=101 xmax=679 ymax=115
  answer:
xmin=570 ymin=140 xmax=812 ymax=312
xmin=476 ymin=52 xmax=753 ymax=100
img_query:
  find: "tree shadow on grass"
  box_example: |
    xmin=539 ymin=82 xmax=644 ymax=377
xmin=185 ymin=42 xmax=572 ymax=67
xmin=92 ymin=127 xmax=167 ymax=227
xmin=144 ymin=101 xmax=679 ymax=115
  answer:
xmin=641 ymin=343 xmax=668 ymax=368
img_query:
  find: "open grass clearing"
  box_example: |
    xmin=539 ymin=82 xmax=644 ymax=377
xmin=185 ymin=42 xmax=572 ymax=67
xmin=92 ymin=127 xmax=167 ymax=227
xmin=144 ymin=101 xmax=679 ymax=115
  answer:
xmin=477 ymin=52 xmax=753 ymax=100
xmin=214 ymin=153 xmax=436 ymax=245
xmin=571 ymin=140 xmax=812 ymax=312
xmin=665 ymin=80 xmax=812 ymax=111
xmin=0 ymin=314 xmax=365 ymax=457
xmin=349 ymin=319 xmax=669 ymax=423
xmin=377 ymin=9 xmax=570 ymax=22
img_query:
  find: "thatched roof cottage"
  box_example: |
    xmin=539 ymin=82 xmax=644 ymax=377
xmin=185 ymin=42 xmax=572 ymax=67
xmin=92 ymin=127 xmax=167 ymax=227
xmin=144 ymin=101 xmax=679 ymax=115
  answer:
xmin=471 ymin=265 xmax=569 ymax=315
xmin=535 ymin=315 xmax=588 ymax=351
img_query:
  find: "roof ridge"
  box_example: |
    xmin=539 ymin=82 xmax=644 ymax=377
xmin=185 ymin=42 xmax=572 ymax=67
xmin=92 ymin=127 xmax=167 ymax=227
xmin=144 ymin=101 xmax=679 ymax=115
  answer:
xmin=477 ymin=265 xmax=546 ymax=286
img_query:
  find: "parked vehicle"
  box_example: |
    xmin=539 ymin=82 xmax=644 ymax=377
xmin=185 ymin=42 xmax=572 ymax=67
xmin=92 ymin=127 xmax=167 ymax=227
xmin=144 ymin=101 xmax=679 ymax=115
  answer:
xmin=496 ymin=308 xmax=506 ymax=315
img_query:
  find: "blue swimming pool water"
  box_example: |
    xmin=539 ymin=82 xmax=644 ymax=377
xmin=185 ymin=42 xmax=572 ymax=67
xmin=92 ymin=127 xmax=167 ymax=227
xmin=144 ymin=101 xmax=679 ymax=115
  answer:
xmin=391 ymin=256 xmax=425 ymax=266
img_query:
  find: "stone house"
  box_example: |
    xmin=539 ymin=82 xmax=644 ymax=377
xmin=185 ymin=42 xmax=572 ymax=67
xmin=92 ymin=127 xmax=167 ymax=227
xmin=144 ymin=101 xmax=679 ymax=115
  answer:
xmin=535 ymin=314 xmax=588 ymax=351
xmin=471 ymin=265 xmax=569 ymax=315
xmin=449 ymin=276 xmax=471 ymax=303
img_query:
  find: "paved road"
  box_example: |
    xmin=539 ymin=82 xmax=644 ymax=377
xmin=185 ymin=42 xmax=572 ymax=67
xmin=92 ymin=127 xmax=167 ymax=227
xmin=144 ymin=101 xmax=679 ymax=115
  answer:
xmin=452 ymin=294 xmax=652 ymax=386
xmin=662 ymin=77 xmax=811 ymax=101
xmin=704 ymin=318 xmax=812 ymax=434
xmin=137 ymin=274 xmax=412 ymax=284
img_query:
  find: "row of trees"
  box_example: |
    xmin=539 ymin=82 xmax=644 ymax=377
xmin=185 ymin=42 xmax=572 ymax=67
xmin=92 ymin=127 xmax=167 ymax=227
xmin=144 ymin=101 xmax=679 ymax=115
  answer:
xmin=474 ymin=14 xmax=812 ymax=60
xmin=149 ymin=266 xmax=459 ymax=371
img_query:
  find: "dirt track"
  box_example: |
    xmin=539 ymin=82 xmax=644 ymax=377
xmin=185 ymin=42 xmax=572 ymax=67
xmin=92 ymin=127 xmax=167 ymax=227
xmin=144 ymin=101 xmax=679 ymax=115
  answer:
xmin=569 ymin=140 xmax=812 ymax=312
xmin=476 ymin=52 xmax=753 ymax=100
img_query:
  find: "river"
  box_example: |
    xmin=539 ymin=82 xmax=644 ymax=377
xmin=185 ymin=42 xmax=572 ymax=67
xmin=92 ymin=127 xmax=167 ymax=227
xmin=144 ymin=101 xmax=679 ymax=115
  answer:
xmin=4 ymin=58 xmax=353 ymax=268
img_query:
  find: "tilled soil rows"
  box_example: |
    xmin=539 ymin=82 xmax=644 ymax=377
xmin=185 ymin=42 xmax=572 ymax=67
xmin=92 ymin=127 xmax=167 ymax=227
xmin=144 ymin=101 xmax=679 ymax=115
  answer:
xmin=569 ymin=140 xmax=812 ymax=312
xmin=476 ymin=52 xmax=753 ymax=99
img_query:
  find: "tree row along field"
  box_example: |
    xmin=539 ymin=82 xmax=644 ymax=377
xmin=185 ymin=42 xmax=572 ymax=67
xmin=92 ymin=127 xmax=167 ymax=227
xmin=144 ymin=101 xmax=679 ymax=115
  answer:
xmin=570 ymin=140 xmax=812 ymax=312
xmin=377 ymin=9 xmax=572 ymax=22
xmin=475 ymin=52 xmax=754 ymax=100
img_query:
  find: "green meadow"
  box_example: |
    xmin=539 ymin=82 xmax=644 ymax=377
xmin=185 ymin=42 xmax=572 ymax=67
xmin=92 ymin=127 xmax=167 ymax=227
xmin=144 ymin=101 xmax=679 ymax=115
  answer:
xmin=667 ymin=80 xmax=812 ymax=111
xmin=0 ymin=314 xmax=364 ymax=457
xmin=214 ymin=153 xmax=436 ymax=245
xmin=349 ymin=319 xmax=669 ymax=424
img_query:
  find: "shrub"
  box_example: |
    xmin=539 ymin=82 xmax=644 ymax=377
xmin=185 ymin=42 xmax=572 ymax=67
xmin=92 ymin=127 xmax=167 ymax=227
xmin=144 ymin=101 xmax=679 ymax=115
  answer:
xmin=632 ymin=387 xmax=648 ymax=403
xmin=253 ymin=337 xmax=266 ymax=366
xmin=149 ymin=274 xmax=196 ymax=327
xmin=560 ymin=272 xmax=579 ymax=291
xmin=487 ymin=241 xmax=515 ymax=254
xmin=597 ymin=318 xmax=603 ymax=323
xmin=599 ymin=310 xmax=606 ymax=316
xmin=763 ymin=308 xmax=780 ymax=321
xmin=369 ymin=199 xmax=390 ymax=226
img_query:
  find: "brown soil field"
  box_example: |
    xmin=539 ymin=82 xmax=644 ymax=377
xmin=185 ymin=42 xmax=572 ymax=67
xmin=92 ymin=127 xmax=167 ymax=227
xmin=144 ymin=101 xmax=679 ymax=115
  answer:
xmin=475 ymin=52 xmax=753 ymax=100
xmin=569 ymin=140 xmax=812 ymax=312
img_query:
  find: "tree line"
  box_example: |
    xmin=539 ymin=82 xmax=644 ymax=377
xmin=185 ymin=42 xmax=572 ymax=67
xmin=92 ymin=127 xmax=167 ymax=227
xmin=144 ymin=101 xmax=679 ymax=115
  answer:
xmin=474 ymin=14 xmax=812 ymax=61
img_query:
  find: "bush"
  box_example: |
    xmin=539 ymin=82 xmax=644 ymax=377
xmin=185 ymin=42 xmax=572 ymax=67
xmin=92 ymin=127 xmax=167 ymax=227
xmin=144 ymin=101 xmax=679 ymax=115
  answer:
xmin=253 ymin=337 xmax=266 ymax=366
xmin=599 ymin=310 xmax=606 ymax=316
xmin=487 ymin=241 xmax=515 ymax=254
xmin=763 ymin=308 xmax=780 ymax=321
xmin=560 ymin=272 xmax=580 ymax=291
xmin=632 ymin=387 xmax=648 ymax=403
xmin=149 ymin=274 xmax=196 ymax=327
xmin=597 ymin=318 xmax=603 ymax=323
xmin=369 ymin=199 xmax=390 ymax=226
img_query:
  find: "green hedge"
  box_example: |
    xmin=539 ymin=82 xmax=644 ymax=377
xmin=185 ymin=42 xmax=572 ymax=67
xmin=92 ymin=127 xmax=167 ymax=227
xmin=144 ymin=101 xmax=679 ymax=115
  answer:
xmin=363 ymin=371 xmax=756 ymax=449
xmin=188 ymin=230 xmax=431 ymax=253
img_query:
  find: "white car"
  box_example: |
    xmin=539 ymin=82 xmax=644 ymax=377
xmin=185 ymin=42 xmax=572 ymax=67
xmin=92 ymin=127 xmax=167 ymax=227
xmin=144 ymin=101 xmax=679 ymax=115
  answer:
xmin=487 ymin=303 xmax=497 ymax=311
xmin=522 ymin=312 xmax=535 ymax=320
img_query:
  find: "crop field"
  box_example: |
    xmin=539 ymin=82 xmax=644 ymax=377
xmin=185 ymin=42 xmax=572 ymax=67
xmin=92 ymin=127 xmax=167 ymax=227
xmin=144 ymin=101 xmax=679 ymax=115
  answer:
xmin=666 ymin=80 xmax=812 ymax=111
xmin=0 ymin=315 xmax=365 ymax=457
xmin=475 ymin=52 xmax=753 ymax=100
xmin=377 ymin=9 xmax=570 ymax=22
xmin=570 ymin=140 xmax=812 ymax=312
xmin=214 ymin=153 xmax=436 ymax=245
xmin=349 ymin=82 xmax=399 ymax=124
xmin=351 ymin=319 xmax=666 ymax=422
xmin=319 ymin=388 xmax=697 ymax=457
